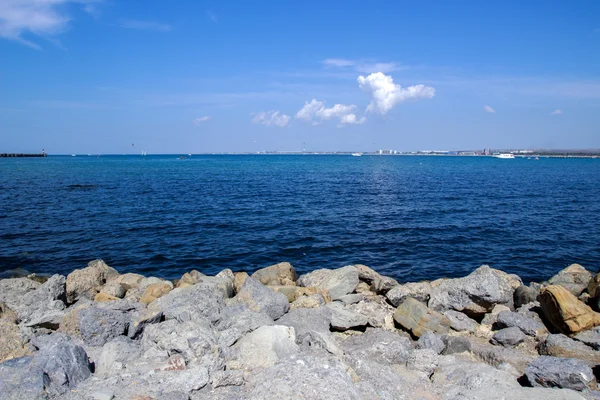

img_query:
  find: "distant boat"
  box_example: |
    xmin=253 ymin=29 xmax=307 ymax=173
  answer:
xmin=179 ymin=155 xmax=186 ymax=160
xmin=493 ymin=153 xmax=515 ymax=159
xmin=188 ymin=153 xmax=192 ymax=157
xmin=141 ymin=150 xmax=147 ymax=156
xmin=71 ymin=154 xmax=76 ymax=157
xmin=351 ymin=153 xmax=363 ymax=157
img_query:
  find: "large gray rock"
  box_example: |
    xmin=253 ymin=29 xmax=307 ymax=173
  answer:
xmin=150 ymin=281 xmax=227 ymax=323
xmin=416 ymin=330 xmax=445 ymax=354
xmin=217 ymin=305 xmax=274 ymax=347
xmin=346 ymin=295 xmax=395 ymax=329
xmin=276 ymin=306 xmax=332 ymax=337
xmin=442 ymin=335 xmax=471 ymax=355
xmin=467 ymin=335 xmax=537 ymax=374
xmin=574 ymin=326 xmax=600 ymax=350
xmin=514 ymin=285 xmax=540 ymax=308
xmin=297 ymin=266 xmax=359 ymax=300
xmin=66 ymin=259 xmax=119 ymax=303
xmin=96 ymin=337 xmax=141 ymax=376
xmin=340 ymin=328 xmax=413 ymax=365
xmin=326 ymin=302 xmax=369 ymax=331
xmin=227 ymin=277 xmax=289 ymax=320
xmin=385 ymin=281 xmax=431 ymax=306
xmin=525 ymin=356 xmax=596 ymax=391
xmin=406 ymin=348 xmax=439 ymax=376
xmin=251 ymin=262 xmax=297 ymax=286
xmin=444 ymin=310 xmax=478 ymax=333
xmin=6 ymin=275 xmax=67 ymax=329
xmin=490 ymin=327 xmax=526 ymax=348
xmin=496 ymin=310 xmax=547 ymax=337
xmin=0 ymin=278 xmax=41 ymax=308
xmin=353 ymin=264 xmax=398 ymax=294
xmin=539 ymin=333 xmax=600 ymax=364
xmin=428 ymin=265 xmax=516 ymax=316
xmin=78 ymin=303 xmax=135 ymax=346
xmin=548 ymin=264 xmax=593 ymax=297
xmin=0 ymin=319 xmax=31 ymax=363
xmin=229 ymin=325 xmax=299 ymax=371
xmin=128 ymin=308 xmax=162 ymax=339
xmin=393 ymin=297 xmax=450 ymax=337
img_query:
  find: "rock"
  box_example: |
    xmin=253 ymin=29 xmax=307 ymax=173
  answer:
xmin=140 ymin=283 xmax=172 ymax=305
xmin=128 ymin=308 xmax=163 ymax=339
xmin=491 ymin=327 xmax=526 ymax=347
xmin=371 ymin=275 xmax=399 ymax=294
xmin=0 ymin=319 xmax=31 ymax=362
xmin=354 ymin=264 xmax=399 ymax=294
xmin=467 ymin=336 xmax=536 ymax=375
xmin=538 ymin=285 xmax=600 ymax=334
xmin=444 ymin=310 xmax=478 ymax=333
xmin=539 ymin=333 xmax=600 ymax=364
xmin=99 ymin=282 xmax=126 ymax=299
xmin=406 ymin=348 xmax=439 ymax=376
xmin=217 ymin=305 xmax=274 ymax=347
xmin=229 ymin=325 xmax=299 ymax=371
xmin=296 ymin=330 xmax=343 ymax=357
xmin=216 ymin=268 xmax=234 ymax=280
xmin=268 ymin=285 xmax=321 ymax=302
xmin=78 ymin=305 xmax=130 ymax=346
xmin=175 ymin=270 xmax=205 ymax=288
xmin=385 ymin=281 xmax=431 ymax=307
xmin=393 ymin=297 xmax=450 ymax=337
xmin=96 ymin=337 xmax=141 ymax=376
xmin=276 ymin=306 xmax=332 ymax=337
xmin=347 ymin=295 xmax=395 ymax=329
xmin=428 ymin=265 xmax=516 ymax=316
xmin=496 ymin=310 xmax=547 ymax=337
xmin=442 ymin=335 xmax=471 ymax=355
xmin=337 ymin=294 xmax=363 ymax=305
xmin=227 ymin=277 xmax=289 ymax=320
xmin=326 ymin=302 xmax=369 ymax=331
xmin=354 ymin=281 xmax=372 ymax=294
xmin=109 ymin=272 xmax=145 ymax=290
xmin=139 ymin=277 xmax=171 ymax=291
xmin=0 ymin=278 xmax=41 ymax=308
xmin=548 ymin=264 xmax=593 ymax=297
xmin=340 ymin=328 xmax=413 ymax=365
xmin=66 ymin=260 xmax=119 ymax=303
xmin=233 ymin=272 xmax=249 ymax=294
xmin=211 ymin=370 xmax=245 ymax=388
xmin=290 ymin=293 xmax=326 ymax=309
xmin=251 ymin=262 xmax=297 ymax=286
xmin=525 ymin=356 xmax=596 ymax=391
xmin=10 ymin=274 xmax=67 ymax=329
xmin=416 ymin=331 xmax=445 ymax=354
xmin=91 ymin=390 xmax=115 ymax=400
xmin=481 ymin=304 xmax=512 ymax=326
xmin=573 ymin=326 xmax=600 ymax=350
xmin=297 ymin=266 xmax=359 ymax=300
xmin=0 ymin=302 xmax=17 ymax=323
xmin=58 ymin=299 xmax=91 ymax=337
xmin=94 ymin=292 xmax=120 ymax=302
xmin=514 ymin=285 xmax=540 ymax=308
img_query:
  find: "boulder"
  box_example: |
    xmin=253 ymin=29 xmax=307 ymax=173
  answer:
xmin=467 ymin=336 xmax=536 ymax=375
xmin=96 ymin=337 xmax=141 ymax=376
xmin=227 ymin=277 xmax=289 ymax=320
xmin=108 ymin=272 xmax=145 ymax=290
xmin=385 ymin=281 xmax=431 ymax=307
xmin=0 ymin=302 xmax=17 ymax=323
xmin=444 ymin=310 xmax=478 ymax=333
xmin=297 ymin=266 xmax=359 ymax=300
xmin=276 ymin=306 xmax=332 ymax=337
xmin=66 ymin=260 xmax=119 ymax=303
xmin=428 ymin=266 xmax=516 ymax=316
xmin=573 ymin=326 xmax=600 ymax=350
xmin=13 ymin=274 xmax=67 ymax=329
xmin=490 ymin=327 xmax=526 ymax=348
xmin=353 ymin=264 xmax=398 ymax=294
xmin=393 ymin=298 xmax=450 ymax=337
xmin=538 ymin=285 xmax=600 ymax=334
xmin=548 ymin=264 xmax=593 ymax=297
xmin=346 ymin=295 xmax=395 ymax=329
xmin=268 ymin=285 xmax=322 ymax=302
xmin=296 ymin=330 xmax=343 ymax=357
xmin=290 ymin=293 xmax=326 ymax=309
xmin=216 ymin=268 xmax=235 ymax=280
xmin=99 ymin=282 xmax=126 ymax=299
xmin=0 ymin=278 xmax=41 ymax=308
xmin=326 ymin=302 xmax=369 ymax=331
xmin=140 ymin=283 xmax=172 ymax=305
xmin=251 ymin=262 xmax=297 ymax=286
xmin=233 ymin=271 xmax=249 ymax=294
xmin=175 ymin=270 xmax=205 ymax=288
xmin=406 ymin=348 xmax=439 ymax=376
xmin=442 ymin=335 xmax=471 ymax=355
xmin=525 ymin=356 xmax=596 ymax=391
xmin=0 ymin=319 xmax=31 ymax=362
xmin=495 ymin=311 xmax=547 ymax=337
xmin=229 ymin=325 xmax=299 ymax=371
xmin=128 ymin=308 xmax=163 ymax=339
xmin=539 ymin=333 xmax=600 ymax=364
xmin=78 ymin=305 xmax=131 ymax=346
xmin=58 ymin=299 xmax=92 ymax=338
xmin=217 ymin=305 xmax=274 ymax=347
xmin=338 ymin=294 xmax=362 ymax=305
xmin=514 ymin=285 xmax=540 ymax=308
xmin=416 ymin=331 xmax=445 ymax=354
xmin=340 ymin=328 xmax=413 ymax=365
xmin=94 ymin=292 xmax=119 ymax=302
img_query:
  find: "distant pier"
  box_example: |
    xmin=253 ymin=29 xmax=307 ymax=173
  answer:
xmin=0 ymin=153 xmax=47 ymax=158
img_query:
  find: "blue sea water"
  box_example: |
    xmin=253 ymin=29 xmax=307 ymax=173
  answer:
xmin=1 ymin=155 xmax=599 ymax=283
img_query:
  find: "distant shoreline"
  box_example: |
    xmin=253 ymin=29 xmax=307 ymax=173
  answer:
xmin=5 ymin=153 xmax=599 ymax=158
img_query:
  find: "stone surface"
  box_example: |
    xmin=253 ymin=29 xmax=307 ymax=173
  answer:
xmin=444 ymin=310 xmax=478 ymax=333
xmin=217 ymin=305 xmax=274 ymax=347
xmin=326 ymin=302 xmax=369 ymax=330
xmin=573 ymin=326 xmax=600 ymax=350
xmin=10 ymin=274 xmax=67 ymax=329
xmin=0 ymin=278 xmax=41 ymax=309
xmin=290 ymin=293 xmax=326 ymax=309
xmin=276 ymin=306 xmax=332 ymax=337
xmin=229 ymin=325 xmax=299 ymax=371
xmin=128 ymin=308 xmax=163 ymax=339
xmin=0 ymin=302 xmax=17 ymax=323
xmin=297 ymin=266 xmax=359 ymax=300
xmin=347 ymin=295 xmax=395 ymax=329
xmin=149 ymin=281 xmax=227 ymax=323
xmin=385 ymin=281 xmax=431 ymax=307
xmin=340 ymin=328 xmax=413 ymax=365
xmin=78 ymin=305 xmax=130 ymax=346
xmin=525 ymin=356 xmax=596 ymax=391
xmin=353 ymin=264 xmax=399 ymax=295
xmin=467 ymin=336 xmax=536 ymax=375
xmin=108 ymin=273 xmax=145 ymax=290
xmin=99 ymin=282 xmax=126 ymax=299
xmin=538 ymin=285 xmax=600 ymax=334
xmin=393 ymin=297 xmax=450 ymax=337
xmin=548 ymin=264 xmax=593 ymax=297
xmin=227 ymin=277 xmax=289 ymax=320
xmin=66 ymin=259 xmax=119 ymax=303
xmin=268 ymin=285 xmax=321 ymax=302
xmin=491 ymin=326 xmax=526 ymax=347
xmin=514 ymin=285 xmax=540 ymax=308
xmin=251 ymin=262 xmax=297 ymax=286
xmin=539 ymin=333 xmax=600 ymax=364
xmin=442 ymin=335 xmax=471 ymax=354
xmin=140 ymin=283 xmax=172 ymax=305
xmin=0 ymin=319 xmax=31 ymax=362
xmin=95 ymin=292 xmax=120 ymax=302
xmin=58 ymin=299 xmax=91 ymax=338
xmin=96 ymin=337 xmax=141 ymax=376
xmin=175 ymin=270 xmax=205 ymax=288
xmin=496 ymin=310 xmax=547 ymax=337
xmin=233 ymin=272 xmax=249 ymax=294
xmin=416 ymin=331 xmax=445 ymax=354
xmin=406 ymin=348 xmax=439 ymax=376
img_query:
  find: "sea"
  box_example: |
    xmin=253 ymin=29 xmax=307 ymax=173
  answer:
xmin=1 ymin=155 xmax=599 ymax=284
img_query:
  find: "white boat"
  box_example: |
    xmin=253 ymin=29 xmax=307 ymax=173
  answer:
xmin=493 ymin=153 xmax=515 ymax=159
xmin=351 ymin=153 xmax=363 ymax=157
xmin=71 ymin=154 xmax=76 ymax=157
xmin=141 ymin=150 xmax=147 ymax=156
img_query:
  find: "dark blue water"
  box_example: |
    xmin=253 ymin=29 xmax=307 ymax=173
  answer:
xmin=1 ymin=155 xmax=599 ymax=283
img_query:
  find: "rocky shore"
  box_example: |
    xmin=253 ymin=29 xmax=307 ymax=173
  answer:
xmin=1 ymin=261 xmax=600 ymax=399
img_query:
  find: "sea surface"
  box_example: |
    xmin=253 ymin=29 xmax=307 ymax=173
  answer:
xmin=1 ymin=155 xmax=599 ymax=283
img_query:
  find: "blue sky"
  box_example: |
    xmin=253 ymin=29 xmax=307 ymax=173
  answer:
xmin=0 ymin=0 xmax=599 ymax=154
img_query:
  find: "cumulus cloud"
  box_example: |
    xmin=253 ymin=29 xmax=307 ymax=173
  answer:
xmin=339 ymin=114 xmax=366 ymax=125
xmin=483 ymin=105 xmax=496 ymax=113
xmin=295 ymin=99 xmax=324 ymax=120
xmin=357 ymin=72 xmax=435 ymax=114
xmin=193 ymin=116 xmax=211 ymax=125
xmin=120 ymin=19 xmax=172 ymax=32
xmin=551 ymin=109 xmax=563 ymax=115
xmin=252 ymin=111 xmax=291 ymax=127
xmin=295 ymin=99 xmax=366 ymax=125
xmin=0 ymin=0 xmax=98 ymax=49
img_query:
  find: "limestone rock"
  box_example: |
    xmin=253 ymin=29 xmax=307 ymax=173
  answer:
xmin=496 ymin=310 xmax=547 ymax=337
xmin=78 ymin=304 xmax=131 ymax=346
xmin=340 ymin=328 xmax=413 ymax=365
xmin=94 ymin=292 xmax=120 ymax=302
xmin=233 ymin=272 xmax=249 ymax=294
xmin=251 ymin=262 xmax=297 ymax=286
xmin=353 ymin=264 xmax=399 ymax=294
xmin=297 ymin=266 xmax=359 ymax=300
xmin=58 ymin=299 xmax=92 ymax=338
xmin=0 ymin=278 xmax=41 ymax=309
xmin=96 ymin=337 xmax=141 ymax=376
xmin=385 ymin=281 xmax=431 ymax=307
xmin=216 ymin=268 xmax=235 ymax=280
xmin=538 ymin=285 xmax=600 ymax=334
xmin=99 ymin=282 xmax=126 ymax=299
xmin=416 ymin=331 xmax=445 ymax=354
xmin=525 ymin=356 xmax=596 ymax=391
xmin=175 ymin=270 xmax=205 ymax=288
xmin=217 ymin=305 xmax=274 ymax=347
xmin=393 ymin=297 xmax=450 ymax=337
xmin=276 ymin=306 xmax=332 ymax=337
xmin=290 ymin=293 xmax=326 ymax=309
xmin=467 ymin=335 xmax=536 ymax=375
xmin=573 ymin=326 xmax=600 ymax=350
xmin=268 ymin=285 xmax=321 ymax=302
xmin=326 ymin=302 xmax=369 ymax=331
xmin=227 ymin=277 xmax=289 ymax=320
xmin=347 ymin=295 xmax=395 ymax=329
xmin=444 ymin=310 xmax=478 ymax=333
xmin=406 ymin=348 xmax=439 ymax=376
xmin=491 ymin=327 xmax=526 ymax=348
xmin=128 ymin=308 xmax=163 ymax=339
xmin=548 ymin=264 xmax=593 ymax=297
xmin=539 ymin=333 xmax=600 ymax=364
xmin=66 ymin=260 xmax=119 ymax=303
xmin=229 ymin=325 xmax=299 ymax=371
xmin=514 ymin=285 xmax=540 ymax=308
xmin=108 ymin=273 xmax=145 ymax=290
xmin=140 ymin=283 xmax=172 ymax=305
xmin=481 ymin=304 xmax=512 ymax=326
xmin=0 ymin=302 xmax=17 ymax=323
xmin=0 ymin=319 xmax=31 ymax=362
xmin=12 ymin=274 xmax=67 ymax=329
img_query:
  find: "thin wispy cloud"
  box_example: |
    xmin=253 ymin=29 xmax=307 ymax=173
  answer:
xmin=483 ymin=105 xmax=496 ymax=113
xmin=551 ymin=109 xmax=563 ymax=115
xmin=0 ymin=0 xmax=99 ymax=49
xmin=358 ymin=72 xmax=435 ymax=114
xmin=193 ymin=116 xmax=211 ymax=125
xmin=120 ymin=19 xmax=172 ymax=32
xmin=323 ymin=58 xmax=407 ymax=74
xmin=207 ymin=11 xmax=218 ymax=23
xmin=252 ymin=111 xmax=290 ymax=127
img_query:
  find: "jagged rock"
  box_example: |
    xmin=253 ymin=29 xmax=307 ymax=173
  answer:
xmin=0 ymin=319 xmax=31 ymax=362
xmin=326 ymin=302 xmax=369 ymax=331
xmin=251 ymin=262 xmax=297 ymax=286
xmin=99 ymin=282 xmax=126 ymax=299
xmin=58 ymin=299 xmax=92 ymax=338
xmin=96 ymin=337 xmax=141 ymax=376
xmin=416 ymin=331 xmax=445 ymax=354
xmin=12 ymin=274 xmax=67 ymax=329
xmin=467 ymin=336 xmax=536 ymax=374
xmin=393 ymin=297 xmax=450 ymax=337
xmin=539 ymin=333 xmax=600 ymax=364
xmin=385 ymin=281 xmax=431 ymax=306
xmin=95 ymin=293 xmax=119 ymax=302
xmin=276 ymin=306 xmax=332 ymax=337
xmin=0 ymin=302 xmax=18 ymax=323
xmin=444 ymin=310 xmax=478 ymax=333
xmin=354 ymin=281 xmax=373 ymax=294
xmin=128 ymin=308 xmax=162 ymax=339
xmin=78 ymin=304 xmax=132 ymax=346
xmin=216 ymin=268 xmax=234 ymax=281
xmin=0 ymin=278 xmax=41 ymax=308
xmin=548 ymin=264 xmax=593 ymax=297
xmin=496 ymin=310 xmax=547 ymax=337
xmin=290 ymin=293 xmax=326 ymax=309
xmin=233 ymin=272 xmax=249 ymax=294
xmin=108 ymin=273 xmax=145 ymax=290
xmin=481 ymin=304 xmax=512 ymax=326
xmin=573 ymin=326 xmax=600 ymax=350
xmin=442 ymin=335 xmax=471 ymax=355
xmin=525 ymin=356 xmax=596 ymax=391
xmin=491 ymin=327 xmax=526 ymax=347
xmin=428 ymin=265 xmax=516 ymax=316
xmin=150 ymin=281 xmax=227 ymax=323
xmin=227 ymin=277 xmax=289 ymax=320
xmin=268 ymin=285 xmax=322 ymax=302
xmin=353 ymin=264 xmax=399 ymax=294
xmin=211 ymin=370 xmax=245 ymax=388
xmin=538 ymin=285 xmax=600 ymax=334
xmin=338 ymin=294 xmax=363 ymax=305
xmin=406 ymin=348 xmax=439 ymax=376
xmin=347 ymin=295 xmax=395 ymax=329
xmin=340 ymin=328 xmax=413 ymax=365
xmin=297 ymin=266 xmax=359 ymax=300
xmin=175 ymin=270 xmax=205 ymax=289
xmin=514 ymin=285 xmax=540 ymax=308
xmin=217 ymin=305 xmax=274 ymax=347
xmin=139 ymin=277 xmax=171 ymax=291
xmin=66 ymin=260 xmax=119 ymax=303
xmin=229 ymin=325 xmax=299 ymax=371
xmin=372 ymin=276 xmax=399 ymax=294
xmin=296 ymin=330 xmax=343 ymax=356
xmin=140 ymin=283 xmax=172 ymax=305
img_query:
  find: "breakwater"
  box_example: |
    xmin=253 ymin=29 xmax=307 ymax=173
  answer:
xmin=0 ymin=153 xmax=47 ymax=157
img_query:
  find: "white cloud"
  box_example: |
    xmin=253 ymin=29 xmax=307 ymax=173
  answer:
xmin=357 ymin=72 xmax=435 ymax=114
xmin=120 ymin=20 xmax=171 ymax=32
xmin=551 ymin=109 xmax=563 ymax=115
xmin=252 ymin=111 xmax=290 ymax=127
xmin=193 ymin=116 xmax=211 ymax=125
xmin=340 ymin=114 xmax=366 ymax=125
xmin=323 ymin=58 xmax=354 ymax=68
xmin=483 ymin=105 xmax=496 ymax=113
xmin=355 ymin=62 xmax=399 ymax=74
xmin=295 ymin=99 xmax=324 ymax=120
xmin=316 ymin=104 xmax=356 ymax=120
xmin=323 ymin=59 xmax=405 ymax=74
xmin=0 ymin=0 xmax=98 ymax=49
xmin=295 ymin=99 xmax=365 ymax=125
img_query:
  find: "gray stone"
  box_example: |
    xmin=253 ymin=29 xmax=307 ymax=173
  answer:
xmin=353 ymin=264 xmax=399 ymax=294
xmin=99 ymin=282 xmax=126 ymax=299
xmin=514 ymin=285 xmax=539 ymax=308
xmin=276 ymin=306 xmax=332 ymax=337
xmin=0 ymin=278 xmax=41 ymax=309
xmin=326 ymin=302 xmax=369 ymax=331
xmin=227 ymin=277 xmax=289 ymax=320
xmin=346 ymin=295 xmax=395 ymax=329
xmin=217 ymin=305 xmax=274 ymax=347
xmin=444 ymin=310 xmax=478 ymax=333
xmin=428 ymin=265 xmax=516 ymax=316
xmin=150 ymin=281 xmax=227 ymax=323
xmin=406 ymin=348 xmax=439 ymax=376
xmin=216 ymin=268 xmax=235 ymax=281
xmin=211 ymin=370 xmax=245 ymax=388
xmin=385 ymin=281 xmax=431 ymax=306
xmin=340 ymin=328 xmax=413 ymax=365
xmin=338 ymin=294 xmax=363 ymax=305
xmin=229 ymin=325 xmax=299 ymax=371
xmin=297 ymin=266 xmax=359 ymax=300
xmin=548 ymin=264 xmax=593 ymax=297
xmin=468 ymin=336 xmax=536 ymax=375
xmin=12 ymin=274 xmax=67 ymax=329
xmin=66 ymin=259 xmax=119 ymax=303
xmin=539 ymin=333 xmax=600 ymax=364
xmin=496 ymin=310 xmax=547 ymax=337
xmin=416 ymin=331 xmax=445 ymax=354
xmin=155 ymin=366 xmax=210 ymax=393
xmin=525 ymin=356 xmax=596 ymax=391
xmin=78 ymin=305 xmax=129 ymax=346
xmin=251 ymin=262 xmax=297 ymax=286
xmin=128 ymin=308 xmax=162 ymax=339
xmin=573 ymin=326 xmax=600 ymax=350
xmin=442 ymin=335 xmax=471 ymax=355
xmin=296 ymin=330 xmax=343 ymax=357
xmin=491 ymin=327 xmax=526 ymax=347
xmin=393 ymin=297 xmax=450 ymax=337
xmin=96 ymin=337 xmax=141 ymax=376
xmin=90 ymin=390 xmax=114 ymax=400
xmin=0 ymin=319 xmax=31 ymax=362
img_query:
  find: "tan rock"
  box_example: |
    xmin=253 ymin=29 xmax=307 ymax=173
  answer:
xmin=588 ymin=272 xmax=600 ymax=298
xmin=268 ymin=285 xmax=322 ymax=302
xmin=393 ymin=298 xmax=450 ymax=337
xmin=94 ymin=292 xmax=119 ymax=302
xmin=233 ymin=272 xmax=249 ymax=294
xmin=548 ymin=263 xmax=593 ymax=296
xmin=176 ymin=270 xmax=205 ymax=288
xmin=99 ymin=282 xmax=126 ymax=298
xmin=216 ymin=268 xmax=235 ymax=280
xmin=0 ymin=302 xmax=18 ymax=323
xmin=290 ymin=294 xmax=326 ymax=309
xmin=0 ymin=319 xmax=31 ymax=362
xmin=354 ymin=282 xmax=374 ymax=295
xmin=109 ymin=272 xmax=145 ymax=290
xmin=58 ymin=301 xmax=91 ymax=337
xmin=251 ymin=262 xmax=297 ymax=286
xmin=538 ymin=285 xmax=600 ymax=334
xmin=66 ymin=259 xmax=119 ymax=303
xmin=140 ymin=283 xmax=172 ymax=305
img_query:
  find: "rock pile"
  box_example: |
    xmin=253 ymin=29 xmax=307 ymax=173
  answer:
xmin=1 ymin=260 xmax=600 ymax=399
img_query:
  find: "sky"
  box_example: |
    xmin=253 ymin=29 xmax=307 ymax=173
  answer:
xmin=0 ymin=0 xmax=599 ymax=154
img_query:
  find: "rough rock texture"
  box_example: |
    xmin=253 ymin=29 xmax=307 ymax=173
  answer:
xmin=251 ymin=262 xmax=297 ymax=286
xmin=108 ymin=273 xmax=145 ymax=290
xmin=66 ymin=260 xmax=119 ymax=303
xmin=340 ymin=328 xmax=413 ymax=365
xmin=573 ymin=326 xmax=600 ymax=350
xmin=539 ymin=334 xmax=600 ymax=364
xmin=406 ymin=348 xmax=439 ymax=376
xmin=276 ymin=306 xmax=332 ymax=337
xmin=326 ymin=302 xmax=369 ymax=331
xmin=0 ymin=319 xmax=31 ymax=362
xmin=496 ymin=310 xmax=547 ymax=337
xmin=0 ymin=278 xmax=41 ymax=308
xmin=233 ymin=272 xmax=249 ymax=294
xmin=385 ymin=281 xmax=431 ymax=307
xmin=96 ymin=337 xmax=141 ymax=376
xmin=268 ymin=285 xmax=323 ymax=303
xmin=444 ymin=309 xmax=478 ymax=333
xmin=99 ymin=282 xmax=126 ymax=299
xmin=347 ymin=295 xmax=395 ymax=329
xmin=525 ymin=356 xmax=596 ymax=391
xmin=11 ymin=274 xmax=67 ymax=329
xmin=538 ymin=285 xmax=600 ymax=334
xmin=78 ymin=303 xmax=134 ymax=346
xmin=140 ymin=283 xmax=172 ymax=305
xmin=229 ymin=325 xmax=299 ymax=371
xmin=416 ymin=331 xmax=445 ymax=354
xmin=514 ymin=285 xmax=540 ymax=308
xmin=428 ymin=265 xmax=516 ymax=316
xmin=548 ymin=264 xmax=593 ymax=297
xmin=353 ymin=264 xmax=398 ymax=294
xmin=491 ymin=326 xmax=526 ymax=347
xmin=228 ymin=277 xmax=289 ymax=320
xmin=150 ymin=281 xmax=227 ymax=323
xmin=217 ymin=305 xmax=274 ymax=347
xmin=467 ymin=335 xmax=537 ymax=374
xmin=442 ymin=335 xmax=471 ymax=355
xmin=297 ymin=266 xmax=359 ymax=300
xmin=393 ymin=297 xmax=450 ymax=337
